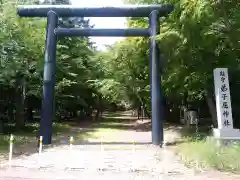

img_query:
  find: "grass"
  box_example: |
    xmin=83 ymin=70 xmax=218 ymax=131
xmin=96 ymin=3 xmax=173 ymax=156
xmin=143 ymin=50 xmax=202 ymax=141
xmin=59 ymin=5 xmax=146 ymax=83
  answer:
xmin=0 ymin=112 xmax=147 ymax=156
xmin=176 ymin=126 xmax=240 ymax=173
xmin=177 ymin=140 xmax=240 ymax=172
xmin=0 ymin=122 xmax=71 ymax=153
xmin=0 ymin=119 xmax=128 ymax=154
xmin=0 ymin=114 xmax=129 ymax=154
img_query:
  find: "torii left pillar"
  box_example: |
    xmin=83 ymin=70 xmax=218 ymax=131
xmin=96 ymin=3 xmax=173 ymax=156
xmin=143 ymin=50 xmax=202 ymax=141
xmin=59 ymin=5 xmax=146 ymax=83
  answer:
xmin=40 ymin=11 xmax=58 ymax=144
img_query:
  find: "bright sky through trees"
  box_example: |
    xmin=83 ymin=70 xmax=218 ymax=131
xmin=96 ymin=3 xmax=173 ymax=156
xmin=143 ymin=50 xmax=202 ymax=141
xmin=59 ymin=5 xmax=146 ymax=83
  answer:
xmin=71 ymin=0 xmax=126 ymax=50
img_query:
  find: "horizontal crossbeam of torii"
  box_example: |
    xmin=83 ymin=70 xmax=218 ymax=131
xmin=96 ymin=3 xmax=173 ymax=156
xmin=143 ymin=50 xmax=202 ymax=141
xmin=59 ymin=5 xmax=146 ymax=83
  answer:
xmin=17 ymin=5 xmax=173 ymax=17
xmin=55 ymin=28 xmax=150 ymax=37
xmin=17 ymin=4 xmax=174 ymax=146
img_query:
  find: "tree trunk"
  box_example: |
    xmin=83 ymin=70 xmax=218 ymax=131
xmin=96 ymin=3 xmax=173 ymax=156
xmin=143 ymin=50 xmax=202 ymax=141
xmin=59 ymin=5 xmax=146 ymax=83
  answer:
xmin=143 ymin=106 xmax=151 ymax=119
xmin=15 ymin=76 xmax=26 ymax=130
xmin=27 ymin=107 xmax=34 ymax=122
xmin=205 ymin=95 xmax=218 ymax=127
xmin=8 ymin=102 xmax=15 ymax=122
xmin=95 ymin=95 xmax=103 ymax=120
xmin=137 ymin=106 xmax=141 ymax=119
xmin=0 ymin=118 xmax=3 ymax=134
xmin=95 ymin=109 xmax=100 ymax=120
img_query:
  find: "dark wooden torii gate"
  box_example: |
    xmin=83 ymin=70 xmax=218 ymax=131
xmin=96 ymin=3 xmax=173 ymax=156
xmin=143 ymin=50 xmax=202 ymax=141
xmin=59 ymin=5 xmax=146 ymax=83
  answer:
xmin=17 ymin=4 xmax=174 ymax=146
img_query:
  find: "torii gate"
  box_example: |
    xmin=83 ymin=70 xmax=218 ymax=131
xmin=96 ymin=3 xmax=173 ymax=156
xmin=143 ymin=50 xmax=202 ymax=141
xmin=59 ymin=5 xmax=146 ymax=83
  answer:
xmin=17 ymin=4 xmax=174 ymax=146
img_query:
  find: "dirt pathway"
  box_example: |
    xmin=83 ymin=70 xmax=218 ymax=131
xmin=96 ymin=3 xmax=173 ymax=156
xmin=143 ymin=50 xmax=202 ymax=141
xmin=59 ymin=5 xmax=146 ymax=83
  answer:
xmin=0 ymin=112 xmax=239 ymax=180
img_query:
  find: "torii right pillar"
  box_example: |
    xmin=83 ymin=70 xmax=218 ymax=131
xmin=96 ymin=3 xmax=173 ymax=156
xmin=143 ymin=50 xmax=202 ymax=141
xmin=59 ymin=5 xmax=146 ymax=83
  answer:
xmin=149 ymin=10 xmax=164 ymax=146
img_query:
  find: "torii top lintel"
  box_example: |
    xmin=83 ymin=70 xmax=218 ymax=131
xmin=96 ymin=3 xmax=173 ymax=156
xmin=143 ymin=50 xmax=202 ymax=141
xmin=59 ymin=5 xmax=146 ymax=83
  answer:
xmin=17 ymin=4 xmax=174 ymax=18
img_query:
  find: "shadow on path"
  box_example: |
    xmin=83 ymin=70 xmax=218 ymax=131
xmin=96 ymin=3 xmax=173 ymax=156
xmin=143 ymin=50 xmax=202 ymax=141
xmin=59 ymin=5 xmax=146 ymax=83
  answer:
xmin=75 ymin=141 xmax=152 ymax=145
xmin=1 ymin=111 xmax=183 ymax=162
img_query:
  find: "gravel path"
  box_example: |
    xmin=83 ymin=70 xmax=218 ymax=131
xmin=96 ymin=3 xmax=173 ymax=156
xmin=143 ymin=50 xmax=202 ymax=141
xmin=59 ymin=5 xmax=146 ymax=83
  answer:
xmin=1 ymin=143 xmax=239 ymax=180
xmin=0 ymin=143 xmax=197 ymax=180
xmin=1 ymin=136 xmax=240 ymax=179
xmin=1 ymin=112 xmax=240 ymax=179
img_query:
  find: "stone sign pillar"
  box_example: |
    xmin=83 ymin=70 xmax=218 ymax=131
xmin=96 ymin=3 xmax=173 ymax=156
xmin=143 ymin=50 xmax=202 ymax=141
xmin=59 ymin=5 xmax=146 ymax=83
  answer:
xmin=213 ymin=68 xmax=240 ymax=139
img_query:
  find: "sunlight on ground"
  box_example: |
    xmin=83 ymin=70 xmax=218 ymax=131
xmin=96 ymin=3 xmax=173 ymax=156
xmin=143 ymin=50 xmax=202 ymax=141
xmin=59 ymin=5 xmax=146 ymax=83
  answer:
xmin=77 ymin=127 xmax=125 ymax=142
xmin=75 ymin=127 xmax=147 ymax=150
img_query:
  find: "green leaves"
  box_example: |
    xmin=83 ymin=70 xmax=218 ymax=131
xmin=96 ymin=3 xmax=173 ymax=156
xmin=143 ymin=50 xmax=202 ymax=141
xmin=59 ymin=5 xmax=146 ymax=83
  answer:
xmin=1 ymin=0 xmax=240 ymax=121
xmin=0 ymin=0 xmax=109 ymax=117
xmin=107 ymin=0 xmax=240 ymax=106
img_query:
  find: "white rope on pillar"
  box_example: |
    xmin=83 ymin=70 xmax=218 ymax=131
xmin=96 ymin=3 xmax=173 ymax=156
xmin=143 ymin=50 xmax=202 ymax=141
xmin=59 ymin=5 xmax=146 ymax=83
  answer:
xmin=69 ymin=136 xmax=73 ymax=151
xmin=39 ymin=136 xmax=43 ymax=154
xmin=38 ymin=136 xmax=43 ymax=168
xmin=67 ymin=136 xmax=74 ymax=169
xmin=8 ymin=134 xmax=14 ymax=167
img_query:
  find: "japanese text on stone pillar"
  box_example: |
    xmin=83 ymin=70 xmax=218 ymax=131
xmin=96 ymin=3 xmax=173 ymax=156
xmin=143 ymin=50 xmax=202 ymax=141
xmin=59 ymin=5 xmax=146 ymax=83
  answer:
xmin=213 ymin=68 xmax=233 ymax=129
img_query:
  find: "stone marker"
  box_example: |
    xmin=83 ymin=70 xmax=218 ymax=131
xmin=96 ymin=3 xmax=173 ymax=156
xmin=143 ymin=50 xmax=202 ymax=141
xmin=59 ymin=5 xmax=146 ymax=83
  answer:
xmin=213 ymin=68 xmax=240 ymax=139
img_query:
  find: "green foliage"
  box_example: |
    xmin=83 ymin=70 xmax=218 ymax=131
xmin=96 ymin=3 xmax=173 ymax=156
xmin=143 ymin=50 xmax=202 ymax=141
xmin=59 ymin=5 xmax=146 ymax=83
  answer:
xmin=0 ymin=1 xmax=45 ymax=86
xmin=0 ymin=0 xmax=109 ymax=126
xmin=178 ymin=140 xmax=240 ymax=172
xmin=1 ymin=0 xmax=240 ymax=128
xmin=96 ymin=38 xmax=151 ymax=110
xmin=97 ymin=0 xmax=240 ymax=115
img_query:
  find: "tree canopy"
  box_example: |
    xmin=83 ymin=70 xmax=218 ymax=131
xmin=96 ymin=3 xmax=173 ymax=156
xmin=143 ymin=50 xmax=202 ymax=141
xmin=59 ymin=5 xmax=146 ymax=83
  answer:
xmin=0 ymin=0 xmax=240 ymax=130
